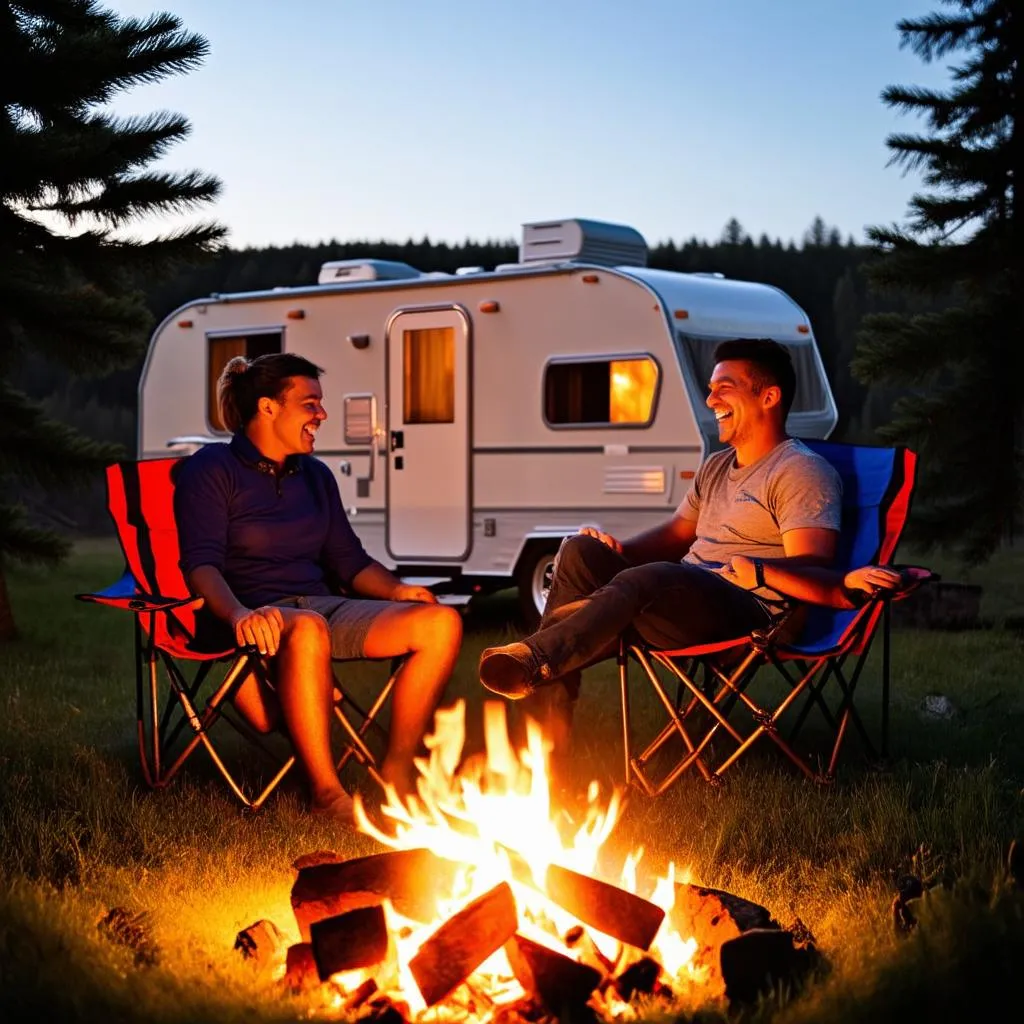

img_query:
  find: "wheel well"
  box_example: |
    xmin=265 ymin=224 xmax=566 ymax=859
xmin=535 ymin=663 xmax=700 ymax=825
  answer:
xmin=513 ymin=537 xmax=566 ymax=582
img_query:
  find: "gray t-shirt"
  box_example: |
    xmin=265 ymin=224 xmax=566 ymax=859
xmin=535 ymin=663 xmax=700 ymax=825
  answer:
xmin=678 ymin=438 xmax=842 ymax=604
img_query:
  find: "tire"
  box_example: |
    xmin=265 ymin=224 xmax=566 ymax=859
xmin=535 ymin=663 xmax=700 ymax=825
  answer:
xmin=516 ymin=544 xmax=560 ymax=631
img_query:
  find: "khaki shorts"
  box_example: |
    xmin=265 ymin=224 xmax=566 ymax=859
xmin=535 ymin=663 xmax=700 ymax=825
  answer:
xmin=279 ymin=595 xmax=394 ymax=660
xmin=194 ymin=594 xmax=394 ymax=660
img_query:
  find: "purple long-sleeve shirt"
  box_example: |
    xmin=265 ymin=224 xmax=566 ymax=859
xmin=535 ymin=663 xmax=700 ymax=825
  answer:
xmin=174 ymin=433 xmax=374 ymax=608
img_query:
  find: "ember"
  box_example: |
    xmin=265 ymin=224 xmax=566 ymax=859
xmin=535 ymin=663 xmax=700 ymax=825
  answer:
xmin=239 ymin=700 xmax=815 ymax=1017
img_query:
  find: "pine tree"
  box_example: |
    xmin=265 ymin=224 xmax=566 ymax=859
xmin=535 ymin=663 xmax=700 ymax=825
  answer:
xmin=0 ymin=1 xmax=225 ymax=639
xmin=853 ymin=0 xmax=1020 ymax=562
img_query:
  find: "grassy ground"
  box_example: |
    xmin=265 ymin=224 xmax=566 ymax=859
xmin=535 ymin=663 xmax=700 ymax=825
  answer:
xmin=1 ymin=539 xmax=1023 ymax=1023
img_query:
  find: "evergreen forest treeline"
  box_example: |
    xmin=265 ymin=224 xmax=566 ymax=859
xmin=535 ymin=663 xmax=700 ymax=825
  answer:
xmin=18 ymin=216 xmax=938 ymax=534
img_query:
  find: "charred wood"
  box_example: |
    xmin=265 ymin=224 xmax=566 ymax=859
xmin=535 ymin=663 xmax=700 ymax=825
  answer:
xmin=310 ymin=904 xmax=390 ymax=979
xmin=505 ymin=933 xmax=602 ymax=1010
xmin=409 ymin=881 xmax=518 ymax=1007
xmin=613 ymin=956 xmax=661 ymax=1000
xmin=719 ymin=928 xmax=814 ymax=1005
xmin=291 ymin=847 xmax=459 ymax=939
xmin=544 ymin=864 xmax=664 ymax=951
xmin=284 ymin=942 xmax=319 ymax=990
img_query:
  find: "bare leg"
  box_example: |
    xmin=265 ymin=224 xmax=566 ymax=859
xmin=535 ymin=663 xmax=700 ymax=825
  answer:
xmin=231 ymin=669 xmax=281 ymax=734
xmin=269 ymin=608 xmax=352 ymax=811
xmin=360 ymin=603 xmax=463 ymax=798
xmin=226 ymin=608 xmax=352 ymax=813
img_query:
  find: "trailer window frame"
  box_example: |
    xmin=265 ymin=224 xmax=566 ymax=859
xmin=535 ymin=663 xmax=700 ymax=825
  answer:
xmin=676 ymin=331 xmax=828 ymax=418
xmin=205 ymin=328 xmax=284 ymax=433
xmin=541 ymin=352 xmax=662 ymax=430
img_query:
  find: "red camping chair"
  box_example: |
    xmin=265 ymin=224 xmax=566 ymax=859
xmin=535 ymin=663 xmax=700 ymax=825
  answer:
xmin=77 ymin=458 xmax=398 ymax=809
xmin=618 ymin=441 xmax=937 ymax=794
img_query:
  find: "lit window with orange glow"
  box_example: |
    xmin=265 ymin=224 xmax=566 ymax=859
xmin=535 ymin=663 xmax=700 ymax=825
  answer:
xmin=544 ymin=356 xmax=659 ymax=427
xmin=609 ymin=358 xmax=657 ymax=423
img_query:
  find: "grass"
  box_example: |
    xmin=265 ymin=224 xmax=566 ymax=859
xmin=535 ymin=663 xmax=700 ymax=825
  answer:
xmin=1 ymin=538 xmax=1023 ymax=1023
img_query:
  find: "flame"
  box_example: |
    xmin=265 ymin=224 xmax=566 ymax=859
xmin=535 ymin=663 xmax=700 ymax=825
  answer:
xmin=332 ymin=699 xmax=701 ymax=1017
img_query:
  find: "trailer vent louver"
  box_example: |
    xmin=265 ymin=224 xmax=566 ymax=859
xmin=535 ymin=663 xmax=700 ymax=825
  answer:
xmin=519 ymin=219 xmax=648 ymax=268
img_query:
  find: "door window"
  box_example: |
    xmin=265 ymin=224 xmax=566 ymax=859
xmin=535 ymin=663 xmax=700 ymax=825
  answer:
xmin=403 ymin=327 xmax=455 ymax=424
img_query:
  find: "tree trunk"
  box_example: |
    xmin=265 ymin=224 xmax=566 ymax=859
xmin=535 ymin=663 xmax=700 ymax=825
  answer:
xmin=0 ymin=561 xmax=20 ymax=641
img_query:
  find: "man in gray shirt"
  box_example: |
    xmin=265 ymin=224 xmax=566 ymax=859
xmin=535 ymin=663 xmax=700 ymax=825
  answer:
xmin=479 ymin=338 xmax=843 ymax=770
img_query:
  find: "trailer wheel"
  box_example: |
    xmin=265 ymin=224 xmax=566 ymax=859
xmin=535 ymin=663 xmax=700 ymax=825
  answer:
xmin=516 ymin=544 xmax=560 ymax=631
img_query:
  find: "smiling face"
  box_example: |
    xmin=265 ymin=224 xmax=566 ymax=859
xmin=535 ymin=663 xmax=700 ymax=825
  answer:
xmin=264 ymin=375 xmax=326 ymax=458
xmin=705 ymin=359 xmax=781 ymax=448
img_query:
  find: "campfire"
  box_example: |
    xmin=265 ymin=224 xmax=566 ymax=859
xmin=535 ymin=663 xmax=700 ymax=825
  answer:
xmin=235 ymin=701 xmax=816 ymax=1016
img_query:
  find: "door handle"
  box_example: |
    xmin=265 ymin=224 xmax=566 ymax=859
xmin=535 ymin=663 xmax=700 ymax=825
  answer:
xmin=390 ymin=430 xmax=404 ymax=451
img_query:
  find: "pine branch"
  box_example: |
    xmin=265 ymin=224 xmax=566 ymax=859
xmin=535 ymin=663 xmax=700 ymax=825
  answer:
xmin=10 ymin=4 xmax=209 ymax=113
xmin=98 ymin=223 xmax=228 ymax=272
xmin=896 ymin=8 xmax=978 ymax=62
xmin=852 ymin=308 xmax=976 ymax=384
xmin=4 ymin=111 xmax=195 ymax=202
xmin=0 ymin=501 xmax=71 ymax=566
xmin=0 ymin=382 xmax=124 ymax=488
xmin=882 ymin=84 xmax=959 ymax=126
xmin=42 ymin=169 xmax=222 ymax=228
xmin=0 ymin=278 xmax=148 ymax=372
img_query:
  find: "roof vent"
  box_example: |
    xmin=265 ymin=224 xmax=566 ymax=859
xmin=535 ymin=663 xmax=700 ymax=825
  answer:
xmin=519 ymin=218 xmax=648 ymax=268
xmin=318 ymin=259 xmax=421 ymax=285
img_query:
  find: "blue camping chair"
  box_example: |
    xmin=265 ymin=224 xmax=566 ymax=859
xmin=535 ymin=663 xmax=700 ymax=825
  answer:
xmin=618 ymin=441 xmax=936 ymax=793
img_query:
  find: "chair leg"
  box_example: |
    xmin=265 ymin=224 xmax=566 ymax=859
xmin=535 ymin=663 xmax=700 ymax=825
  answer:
xmin=632 ymin=648 xmax=726 ymax=789
xmin=156 ymin=651 xmax=291 ymax=808
xmin=138 ymin=615 xmax=162 ymax=786
xmin=882 ymin=600 xmax=891 ymax=757
xmin=334 ymin=672 xmax=398 ymax=789
xmin=618 ymin=640 xmax=632 ymax=788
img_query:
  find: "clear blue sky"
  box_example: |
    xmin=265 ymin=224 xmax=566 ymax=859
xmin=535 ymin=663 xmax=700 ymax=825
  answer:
xmin=108 ymin=0 xmax=951 ymax=250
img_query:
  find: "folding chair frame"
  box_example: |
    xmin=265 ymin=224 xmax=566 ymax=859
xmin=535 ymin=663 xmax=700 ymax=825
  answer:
xmin=78 ymin=458 xmax=401 ymax=811
xmin=619 ymin=598 xmax=897 ymax=794
xmin=616 ymin=440 xmax=926 ymax=794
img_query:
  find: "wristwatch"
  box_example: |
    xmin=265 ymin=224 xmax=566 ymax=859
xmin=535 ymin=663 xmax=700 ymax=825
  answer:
xmin=751 ymin=558 xmax=766 ymax=590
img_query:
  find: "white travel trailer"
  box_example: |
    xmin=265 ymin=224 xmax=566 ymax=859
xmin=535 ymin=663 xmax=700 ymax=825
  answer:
xmin=139 ymin=218 xmax=838 ymax=622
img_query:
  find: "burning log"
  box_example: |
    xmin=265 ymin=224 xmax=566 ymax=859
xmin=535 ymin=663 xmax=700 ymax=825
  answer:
xmin=719 ymin=927 xmax=814 ymax=1005
xmin=361 ymin=995 xmax=412 ymax=1024
xmin=564 ymin=924 xmax=615 ymax=977
xmin=234 ymin=918 xmax=285 ymax=974
xmin=613 ymin=956 xmax=661 ymax=1000
xmin=544 ymin=863 xmax=665 ymax=951
xmin=293 ymin=850 xmax=345 ymax=870
xmin=291 ymin=848 xmax=459 ymax=940
xmin=667 ymin=882 xmax=781 ymax=996
xmin=284 ymin=942 xmax=319 ymax=990
xmin=340 ymin=978 xmax=379 ymax=1012
xmin=505 ymin=933 xmax=603 ymax=1010
xmin=310 ymin=904 xmax=390 ymax=980
xmin=409 ymin=881 xmax=519 ymax=1007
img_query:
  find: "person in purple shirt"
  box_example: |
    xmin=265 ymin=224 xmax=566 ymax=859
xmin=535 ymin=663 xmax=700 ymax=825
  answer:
xmin=174 ymin=353 xmax=462 ymax=824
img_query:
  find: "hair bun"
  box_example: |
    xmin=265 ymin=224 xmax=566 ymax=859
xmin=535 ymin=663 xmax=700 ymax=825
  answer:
xmin=222 ymin=356 xmax=250 ymax=377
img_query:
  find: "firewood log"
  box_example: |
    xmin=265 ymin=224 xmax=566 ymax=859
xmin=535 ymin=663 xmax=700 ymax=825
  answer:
xmin=409 ymin=882 xmax=518 ymax=1007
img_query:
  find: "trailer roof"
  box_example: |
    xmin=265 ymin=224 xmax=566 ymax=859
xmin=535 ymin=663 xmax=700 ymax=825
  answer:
xmin=620 ymin=266 xmax=814 ymax=342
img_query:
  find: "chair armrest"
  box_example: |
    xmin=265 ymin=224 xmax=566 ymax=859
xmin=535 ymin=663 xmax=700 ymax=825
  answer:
xmin=77 ymin=589 xmax=204 ymax=614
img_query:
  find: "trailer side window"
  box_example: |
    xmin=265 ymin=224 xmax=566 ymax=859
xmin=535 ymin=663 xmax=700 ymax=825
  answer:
xmin=207 ymin=332 xmax=282 ymax=432
xmin=403 ymin=327 xmax=455 ymax=424
xmin=544 ymin=356 xmax=658 ymax=427
xmin=679 ymin=334 xmax=826 ymax=413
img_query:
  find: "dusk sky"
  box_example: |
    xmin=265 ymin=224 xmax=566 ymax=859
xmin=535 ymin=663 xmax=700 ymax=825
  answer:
xmin=108 ymin=0 xmax=951 ymax=250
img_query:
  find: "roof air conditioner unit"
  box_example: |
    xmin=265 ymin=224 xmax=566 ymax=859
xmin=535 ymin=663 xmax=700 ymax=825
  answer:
xmin=519 ymin=218 xmax=648 ymax=268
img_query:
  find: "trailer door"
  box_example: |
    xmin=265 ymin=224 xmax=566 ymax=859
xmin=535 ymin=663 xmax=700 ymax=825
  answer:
xmin=385 ymin=306 xmax=471 ymax=560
